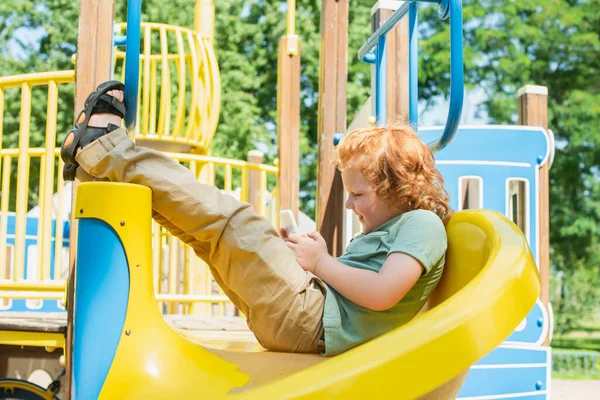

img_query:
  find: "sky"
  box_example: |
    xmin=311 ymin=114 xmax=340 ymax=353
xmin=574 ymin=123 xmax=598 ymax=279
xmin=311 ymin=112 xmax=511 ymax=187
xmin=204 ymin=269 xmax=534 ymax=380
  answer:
xmin=420 ymin=87 xmax=488 ymax=127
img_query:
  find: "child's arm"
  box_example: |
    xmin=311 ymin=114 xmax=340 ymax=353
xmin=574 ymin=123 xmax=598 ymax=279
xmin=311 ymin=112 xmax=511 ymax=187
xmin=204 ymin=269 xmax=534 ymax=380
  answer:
xmin=315 ymin=253 xmax=422 ymax=311
xmin=286 ymin=231 xmax=423 ymax=311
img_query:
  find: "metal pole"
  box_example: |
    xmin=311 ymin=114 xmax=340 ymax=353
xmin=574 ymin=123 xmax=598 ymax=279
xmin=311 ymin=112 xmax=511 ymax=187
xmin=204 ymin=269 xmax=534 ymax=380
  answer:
xmin=375 ymin=35 xmax=387 ymax=125
xmin=124 ymin=0 xmax=142 ymax=133
xmin=408 ymin=3 xmax=418 ymax=127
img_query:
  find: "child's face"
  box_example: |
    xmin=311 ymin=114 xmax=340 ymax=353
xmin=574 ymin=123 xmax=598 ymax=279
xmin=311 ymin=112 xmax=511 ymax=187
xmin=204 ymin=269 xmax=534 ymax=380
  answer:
xmin=341 ymin=167 xmax=402 ymax=234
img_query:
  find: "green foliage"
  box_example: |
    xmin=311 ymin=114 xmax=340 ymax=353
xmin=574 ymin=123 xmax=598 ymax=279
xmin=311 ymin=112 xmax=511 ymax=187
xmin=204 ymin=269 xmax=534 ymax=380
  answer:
xmin=553 ymin=336 xmax=600 ymax=353
xmin=1 ymin=0 xmax=77 ymax=73
xmin=577 ymin=317 xmax=600 ymax=333
xmin=551 ymin=262 xmax=600 ymax=334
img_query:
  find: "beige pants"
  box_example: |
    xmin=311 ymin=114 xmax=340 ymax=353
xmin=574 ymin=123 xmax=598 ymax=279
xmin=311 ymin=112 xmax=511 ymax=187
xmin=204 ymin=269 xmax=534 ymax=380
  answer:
xmin=75 ymin=128 xmax=325 ymax=353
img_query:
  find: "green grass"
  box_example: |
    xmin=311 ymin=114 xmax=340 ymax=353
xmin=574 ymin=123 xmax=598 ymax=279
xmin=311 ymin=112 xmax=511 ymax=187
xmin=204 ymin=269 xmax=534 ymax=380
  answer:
xmin=576 ymin=319 xmax=600 ymax=333
xmin=552 ymin=337 xmax=600 ymax=352
xmin=553 ymin=372 xmax=600 ymax=380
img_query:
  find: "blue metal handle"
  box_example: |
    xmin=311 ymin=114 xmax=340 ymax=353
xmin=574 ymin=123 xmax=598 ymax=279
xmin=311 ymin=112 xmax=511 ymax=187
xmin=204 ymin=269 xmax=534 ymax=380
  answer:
xmin=427 ymin=0 xmax=463 ymax=152
xmin=124 ymin=0 xmax=142 ymax=132
xmin=358 ymin=0 xmax=464 ymax=152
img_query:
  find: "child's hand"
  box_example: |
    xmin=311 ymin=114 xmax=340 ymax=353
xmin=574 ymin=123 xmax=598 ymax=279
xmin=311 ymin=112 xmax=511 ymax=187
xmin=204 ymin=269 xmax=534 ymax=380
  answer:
xmin=285 ymin=231 xmax=329 ymax=273
xmin=280 ymin=229 xmax=311 ymax=241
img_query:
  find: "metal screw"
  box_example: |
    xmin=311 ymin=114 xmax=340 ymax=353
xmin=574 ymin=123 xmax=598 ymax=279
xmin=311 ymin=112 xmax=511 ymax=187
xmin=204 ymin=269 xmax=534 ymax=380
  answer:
xmin=125 ymin=330 xmax=131 ymax=336
xmin=120 ymin=221 xmax=125 ymax=226
xmin=80 ymin=208 xmax=84 ymax=214
xmin=136 ymin=264 xmax=141 ymax=268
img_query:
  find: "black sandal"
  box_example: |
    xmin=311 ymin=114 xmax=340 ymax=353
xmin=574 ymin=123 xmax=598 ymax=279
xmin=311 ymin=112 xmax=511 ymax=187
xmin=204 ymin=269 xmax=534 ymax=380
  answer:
xmin=61 ymin=80 xmax=126 ymax=181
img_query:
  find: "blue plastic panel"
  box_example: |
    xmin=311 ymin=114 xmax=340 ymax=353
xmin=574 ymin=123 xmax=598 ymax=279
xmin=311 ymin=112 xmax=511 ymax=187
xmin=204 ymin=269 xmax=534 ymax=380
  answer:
xmin=458 ymin=366 xmax=547 ymax=397
xmin=420 ymin=126 xmax=549 ymax=165
xmin=460 ymin=345 xmax=550 ymax=398
xmin=425 ymin=126 xmax=549 ymax=268
xmin=72 ymin=219 xmax=129 ymax=399
xmin=0 ymin=213 xmax=70 ymax=313
xmin=475 ymin=346 xmax=549 ymax=366
xmin=506 ymin=301 xmax=547 ymax=344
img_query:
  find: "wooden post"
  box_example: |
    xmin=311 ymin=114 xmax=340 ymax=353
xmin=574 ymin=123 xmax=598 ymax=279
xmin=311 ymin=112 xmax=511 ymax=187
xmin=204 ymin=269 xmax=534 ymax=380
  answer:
xmin=372 ymin=1 xmax=409 ymax=122
xmin=517 ymin=84 xmax=550 ymax=346
xmin=277 ymin=35 xmax=301 ymax=222
xmin=316 ymin=0 xmax=349 ymax=257
xmin=247 ymin=150 xmax=264 ymax=214
xmin=66 ymin=1 xmax=116 ymax=396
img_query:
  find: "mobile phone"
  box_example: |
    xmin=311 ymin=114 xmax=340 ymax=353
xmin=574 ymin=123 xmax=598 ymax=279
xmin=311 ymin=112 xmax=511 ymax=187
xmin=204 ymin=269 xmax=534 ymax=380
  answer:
xmin=280 ymin=209 xmax=299 ymax=235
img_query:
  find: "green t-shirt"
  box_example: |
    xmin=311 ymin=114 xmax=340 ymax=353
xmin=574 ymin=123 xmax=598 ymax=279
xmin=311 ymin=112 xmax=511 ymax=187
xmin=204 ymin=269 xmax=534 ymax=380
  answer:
xmin=322 ymin=209 xmax=447 ymax=356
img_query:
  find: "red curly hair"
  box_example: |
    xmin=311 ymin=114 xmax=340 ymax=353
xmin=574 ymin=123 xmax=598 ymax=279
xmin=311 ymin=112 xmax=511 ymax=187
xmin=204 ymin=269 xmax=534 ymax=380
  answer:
xmin=332 ymin=125 xmax=452 ymax=224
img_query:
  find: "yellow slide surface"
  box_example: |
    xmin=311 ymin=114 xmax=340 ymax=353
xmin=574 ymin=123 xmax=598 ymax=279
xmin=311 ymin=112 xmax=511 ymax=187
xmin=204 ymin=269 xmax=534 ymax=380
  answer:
xmin=78 ymin=183 xmax=540 ymax=399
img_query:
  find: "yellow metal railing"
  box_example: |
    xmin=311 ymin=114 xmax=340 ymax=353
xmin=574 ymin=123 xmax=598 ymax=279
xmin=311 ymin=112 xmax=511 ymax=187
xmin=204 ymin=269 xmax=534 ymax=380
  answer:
xmin=0 ymin=72 xmax=74 ymax=302
xmin=286 ymin=0 xmax=298 ymax=56
xmin=114 ymin=22 xmax=221 ymax=153
xmin=287 ymin=0 xmax=296 ymax=36
xmin=0 ymin=71 xmax=277 ymax=317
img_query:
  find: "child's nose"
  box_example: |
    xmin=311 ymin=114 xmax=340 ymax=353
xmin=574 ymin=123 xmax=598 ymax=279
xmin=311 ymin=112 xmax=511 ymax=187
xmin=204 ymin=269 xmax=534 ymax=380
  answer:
xmin=345 ymin=198 xmax=353 ymax=209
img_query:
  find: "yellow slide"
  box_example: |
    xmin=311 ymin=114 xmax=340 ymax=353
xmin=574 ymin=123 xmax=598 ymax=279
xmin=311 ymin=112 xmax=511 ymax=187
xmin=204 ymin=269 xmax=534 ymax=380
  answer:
xmin=75 ymin=183 xmax=540 ymax=399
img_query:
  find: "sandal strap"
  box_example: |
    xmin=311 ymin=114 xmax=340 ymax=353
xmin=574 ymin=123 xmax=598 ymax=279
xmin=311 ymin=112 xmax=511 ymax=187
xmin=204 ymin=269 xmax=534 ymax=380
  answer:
xmin=92 ymin=94 xmax=127 ymax=118
xmin=78 ymin=124 xmax=121 ymax=149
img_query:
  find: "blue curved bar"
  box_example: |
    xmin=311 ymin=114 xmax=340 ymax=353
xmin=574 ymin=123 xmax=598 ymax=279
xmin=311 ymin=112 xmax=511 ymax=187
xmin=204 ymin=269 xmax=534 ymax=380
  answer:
xmin=124 ymin=0 xmax=142 ymax=132
xmin=358 ymin=0 xmax=464 ymax=152
xmin=72 ymin=219 xmax=129 ymax=400
xmin=426 ymin=0 xmax=464 ymax=152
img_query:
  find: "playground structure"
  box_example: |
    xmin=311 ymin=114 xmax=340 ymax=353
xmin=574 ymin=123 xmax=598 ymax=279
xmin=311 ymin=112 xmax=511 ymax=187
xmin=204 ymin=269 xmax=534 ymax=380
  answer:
xmin=0 ymin=0 xmax=554 ymax=399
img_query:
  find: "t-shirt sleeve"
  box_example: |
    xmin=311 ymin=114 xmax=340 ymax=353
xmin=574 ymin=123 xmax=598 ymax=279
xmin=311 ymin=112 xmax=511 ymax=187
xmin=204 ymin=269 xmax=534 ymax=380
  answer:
xmin=387 ymin=210 xmax=447 ymax=275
